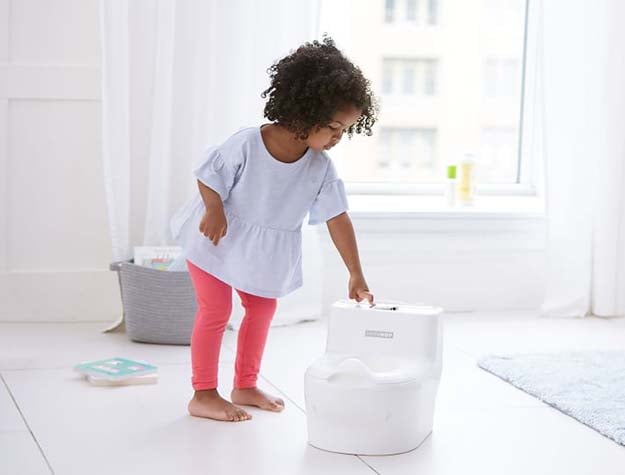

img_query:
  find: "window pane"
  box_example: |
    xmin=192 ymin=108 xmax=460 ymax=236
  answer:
xmin=375 ymin=128 xmax=439 ymax=182
xmin=428 ymin=0 xmax=439 ymax=25
xmin=402 ymin=62 xmax=415 ymax=94
xmin=483 ymin=58 xmax=519 ymax=97
xmin=383 ymin=59 xmax=437 ymax=97
xmin=378 ymin=129 xmax=392 ymax=168
xmin=385 ymin=0 xmax=395 ymax=22
xmin=480 ymin=127 xmax=518 ymax=183
xmin=406 ymin=0 xmax=418 ymax=22
xmin=424 ymin=59 xmax=437 ymax=95
xmin=382 ymin=59 xmax=394 ymax=94
xmin=319 ymin=0 xmax=527 ymax=185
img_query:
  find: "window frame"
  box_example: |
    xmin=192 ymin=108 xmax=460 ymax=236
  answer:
xmin=344 ymin=0 xmax=540 ymax=198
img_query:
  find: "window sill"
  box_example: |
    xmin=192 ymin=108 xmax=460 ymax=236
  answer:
xmin=347 ymin=194 xmax=545 ymax=220
xmin=323 ymin=194 xmax=546 ymax=248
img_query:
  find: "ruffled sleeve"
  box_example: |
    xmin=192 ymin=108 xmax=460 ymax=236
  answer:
xmin=193 ymin=146 xmax=242 ymax=202
xmin=308 ymin=160 xmax=349 ymax=225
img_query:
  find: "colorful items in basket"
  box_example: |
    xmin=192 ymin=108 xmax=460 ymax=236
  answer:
xmin=133 ymin=246 xmax=183 ymax=271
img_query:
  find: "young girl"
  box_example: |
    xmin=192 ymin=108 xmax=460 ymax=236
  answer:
xmin=170 ymin=36 xmax=377 ymax=423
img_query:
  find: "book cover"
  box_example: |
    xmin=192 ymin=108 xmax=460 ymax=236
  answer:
xmin=74 ymin=357 xmax=158 ymax=381
xmin=86 ymin=373 xmax=159 ymax=386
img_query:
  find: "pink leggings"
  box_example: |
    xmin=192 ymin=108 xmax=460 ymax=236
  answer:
xmin=186 ymin=260 xmax=277 ymax=390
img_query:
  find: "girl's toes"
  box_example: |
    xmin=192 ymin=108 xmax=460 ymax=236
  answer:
xmin=271 ymin=400 xmax=284 ymax=411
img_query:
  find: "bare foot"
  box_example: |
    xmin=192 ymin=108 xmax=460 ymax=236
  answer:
xmin=231 ymin=387 xmax=285 ymax=412
xmin=187 ymin=389 xmax=252 ymax=422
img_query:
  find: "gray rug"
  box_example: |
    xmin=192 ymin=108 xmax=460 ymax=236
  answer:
xmin=478 ymin=351 xmax=625 ymax=446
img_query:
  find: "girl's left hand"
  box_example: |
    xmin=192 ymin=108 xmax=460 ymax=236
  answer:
xmin=349 ymin=273 xmax=375 ymax=307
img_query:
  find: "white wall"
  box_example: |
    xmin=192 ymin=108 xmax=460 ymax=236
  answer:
xmin=0 ymin=0 xmax=121 ymax=321
xmin=0 ymin=0 xmax=546 ymax=322
xmin=321 ymin=214 xmax=546 ymax=314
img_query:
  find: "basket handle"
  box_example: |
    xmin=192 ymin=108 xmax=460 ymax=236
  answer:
xmin=109 ymin=260 xmax=132 ymax=271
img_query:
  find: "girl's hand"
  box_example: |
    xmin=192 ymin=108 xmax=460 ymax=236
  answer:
xmin=199 ymin=205 xmax=228 ymax=246
xmin=349 ymin=273 xmax=375 ymax=307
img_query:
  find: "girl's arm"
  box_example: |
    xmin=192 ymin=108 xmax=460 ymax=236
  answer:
xmin=326 ymin=212 xmax=375 ymax=306
xmin=198 ymin=180 xmax=227 ymax=246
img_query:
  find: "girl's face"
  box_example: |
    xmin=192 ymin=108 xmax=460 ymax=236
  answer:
xmin=305 ymin=105 xmax=363 ymax=152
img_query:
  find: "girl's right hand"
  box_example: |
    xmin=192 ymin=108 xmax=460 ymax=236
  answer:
xmin=199 ymin=205 xmax=228 ymax=246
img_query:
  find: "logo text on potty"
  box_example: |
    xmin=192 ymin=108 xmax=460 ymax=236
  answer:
xmin=365 ymin=330 xmax=394 ymax=339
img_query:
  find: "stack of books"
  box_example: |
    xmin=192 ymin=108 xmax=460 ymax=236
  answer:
xmin=74 ymin=357 xmax=158 ymax=386
xmin=133 ymin=246 xmax=182 ymax=270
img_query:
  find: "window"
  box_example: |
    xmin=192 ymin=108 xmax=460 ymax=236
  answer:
xmin=428 ymin=0 xmax=438 ymax=25
xmin=378 ymin=128 xmax=438 ymax=182
xmin=382 ymin=59 xmax=438 ymax=96
xmin=423 ymin=59 xmax=437 ymax=95
xmin=385 ymin=0 xmax=395 ymax=23
xmin=480 ymin=128 xmax=518 ymax=183
xmin=483 ymin=59 xmax=519 ymax=97
xmin=406 ymin=0 xmax=417 ymax=22
xmin=484 ymin=0 xmax=524 ymax=25
xmin=319 ymin=0 xmax=529 ymax=191
xmin=402 ymin=62 xmax=415 ymax=94
xmin=383 ymin=0 xmax=439 ymax=25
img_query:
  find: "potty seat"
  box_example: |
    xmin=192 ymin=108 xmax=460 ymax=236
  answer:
xmin=304 ymin=300 xmax=443 ymax=455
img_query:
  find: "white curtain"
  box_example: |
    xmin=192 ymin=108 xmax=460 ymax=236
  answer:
xmin=541 ymin=0 xmax=625 ymax=318
xmin=100 ymin=0 xmax=322 ymax=327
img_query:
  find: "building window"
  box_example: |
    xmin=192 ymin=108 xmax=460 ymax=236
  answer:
xmin=384 ymin=0 xmax=438 ymax=26
xmin=428 ymin=0 xmax=438 ymax=25
xmin=382 ymin=58 xmax=438 ymax=97
xmin=480 ymin=127 xmax=518 ymax=183
xmin=483 ymin=59 xmax=519 ymax=97
xmin=423 ymin=59 xmax=437 ymax=95
xmin=377 ymin=128 xmax=438 ymax=182
xmin=385 ymin=0 xmax=395 ymax=23
xmin=406 ymin=0 xmax=418 ymax=22
xmin=402 ymin=63 xmax=416 ymax=94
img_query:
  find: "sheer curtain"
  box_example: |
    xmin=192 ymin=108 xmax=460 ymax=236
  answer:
xmin=541 ymin=0 xmax=625 ymax=318
xmin=100 ymin=0 xmax=322 ymax=327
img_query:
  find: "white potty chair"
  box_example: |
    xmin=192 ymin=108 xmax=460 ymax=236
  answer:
xmin=304 ymin=300 xmax=443 ymax=455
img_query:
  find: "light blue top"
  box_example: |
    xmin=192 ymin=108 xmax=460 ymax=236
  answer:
xmin=170 ymin=126 xmax=348 ymax=298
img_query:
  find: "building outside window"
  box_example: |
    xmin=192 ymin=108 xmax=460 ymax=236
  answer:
xmin=319 ymin=0 xmax=528 ymax=189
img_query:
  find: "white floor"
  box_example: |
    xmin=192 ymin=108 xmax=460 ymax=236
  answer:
xmin=1 ymin=312 xmax=625 ymax=475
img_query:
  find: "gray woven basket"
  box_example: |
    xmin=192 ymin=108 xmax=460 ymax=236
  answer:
xmin=110 ymin=260 xmax=197 ymax=345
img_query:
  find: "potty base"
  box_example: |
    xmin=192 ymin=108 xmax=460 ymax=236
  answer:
xmin=304 ymin=376 xmax=439 ymax=456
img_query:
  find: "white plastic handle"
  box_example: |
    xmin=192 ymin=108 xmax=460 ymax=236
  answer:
xmin=354 ymin=300 xmax=413 ymax=311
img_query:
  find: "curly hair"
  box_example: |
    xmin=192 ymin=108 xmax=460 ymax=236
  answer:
xmin=261 ymin=35 xmax=377 ymax=140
